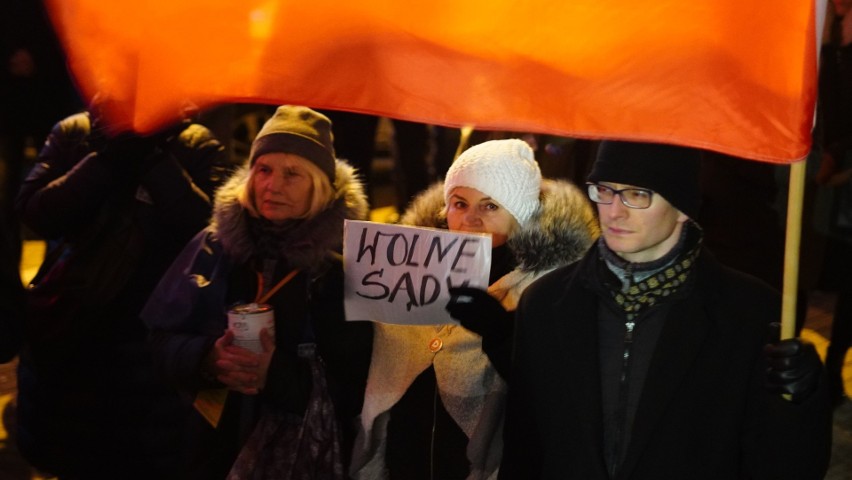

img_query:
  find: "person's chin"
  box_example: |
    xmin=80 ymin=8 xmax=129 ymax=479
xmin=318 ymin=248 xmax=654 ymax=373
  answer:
xmin=603 ymin=235 xmax=632 ymax=252
xmin=261 ymin=208 xmax=287 ymax=222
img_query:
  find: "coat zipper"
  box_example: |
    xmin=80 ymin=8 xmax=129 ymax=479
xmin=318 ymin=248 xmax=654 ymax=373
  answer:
xmin=610 ymin=318 xmax=635 ymax=479
xmin=612 ymin=263 xmax=636 ymax=475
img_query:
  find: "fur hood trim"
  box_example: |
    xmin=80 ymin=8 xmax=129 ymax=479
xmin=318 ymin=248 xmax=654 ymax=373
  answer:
xmin=400 ymin=179 xmax=599 ymax=273
xmin=210 ymin=159 xmax=368 ymax=269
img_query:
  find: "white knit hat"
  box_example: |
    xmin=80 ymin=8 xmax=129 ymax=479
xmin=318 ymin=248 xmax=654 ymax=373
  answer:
xmin=444 ymin=139 xmax=542 ymax=226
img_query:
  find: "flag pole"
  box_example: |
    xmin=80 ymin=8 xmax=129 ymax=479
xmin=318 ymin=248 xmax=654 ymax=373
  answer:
xmin=781 ymin=160 xmax=806 ymax=340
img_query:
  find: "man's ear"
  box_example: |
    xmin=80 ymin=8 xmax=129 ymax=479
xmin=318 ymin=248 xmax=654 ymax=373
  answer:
xmin=676 ymin=210 xmax=689 ymax=223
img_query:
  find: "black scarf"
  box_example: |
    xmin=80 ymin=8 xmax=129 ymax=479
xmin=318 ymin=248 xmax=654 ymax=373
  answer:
xmin=489 ymin=244 xmax=517 ymax=285
xmin=247 ymin=215 xmax=304 ymax=261
xmin=245 ymin=216 xmax=306 ymax=285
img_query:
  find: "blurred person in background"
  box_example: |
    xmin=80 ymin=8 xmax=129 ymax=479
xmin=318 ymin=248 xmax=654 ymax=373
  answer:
xmin=14 ymin=101 xmax=236 ymax=479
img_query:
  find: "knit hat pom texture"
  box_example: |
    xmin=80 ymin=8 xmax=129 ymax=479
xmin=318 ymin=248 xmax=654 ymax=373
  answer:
xmin=249 ymin=105 xmax=336 ymax=182
xmin=444 ymin=139 xmax=542 ymax=226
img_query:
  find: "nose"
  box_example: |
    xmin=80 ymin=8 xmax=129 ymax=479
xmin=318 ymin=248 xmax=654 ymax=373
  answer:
xmin=265 ymin=174 xmax=284 ymax=193
xmin=601 ymin=196 xmax=629 ymax=219
xmin=463 ymin=209 xmax=483 ymax=225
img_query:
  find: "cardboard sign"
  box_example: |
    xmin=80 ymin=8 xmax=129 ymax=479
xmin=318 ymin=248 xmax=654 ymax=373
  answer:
xmin=344 ymin=220 xmax=491 ymax=325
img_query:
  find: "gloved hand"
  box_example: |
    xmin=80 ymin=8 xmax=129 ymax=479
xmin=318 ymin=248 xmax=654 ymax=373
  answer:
xmin=763 ymin=323 xmax=822 ymax=403
xmin=446 ymin=286 xmax=512 ymax=340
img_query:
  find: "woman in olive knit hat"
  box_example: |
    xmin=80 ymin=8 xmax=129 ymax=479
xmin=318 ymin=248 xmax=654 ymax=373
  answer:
xmin=143 ymin=105 xmax=373 ymax=479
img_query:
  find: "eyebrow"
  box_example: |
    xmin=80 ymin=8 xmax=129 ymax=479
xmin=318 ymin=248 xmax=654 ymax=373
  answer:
xmin=449 ymin=193 xmax=495 ymax=202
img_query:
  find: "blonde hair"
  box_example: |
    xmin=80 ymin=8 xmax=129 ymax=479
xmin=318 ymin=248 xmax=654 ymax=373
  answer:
xmin=240 ymin=156 xmax=336 ymax=220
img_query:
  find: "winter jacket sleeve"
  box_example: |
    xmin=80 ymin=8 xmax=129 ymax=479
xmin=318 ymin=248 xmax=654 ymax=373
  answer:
xmin=498 ymin=279 xmax=545 ymax=480
xmin=742 ymin=368 xmax=833 ymax=479
xmin=480 ymin=319 xmax=514 ymax=380
xmin=16 ymin=151 xmax=124 ymax=239
xmin=13 ymin=114 xmax=114 ymax=239
xmin=32 ymin=113 xmax=94 ymax=174
xmin=142 ymin=231 xmax=229 ymax=392
xmin=737 ymin=279 xmax=833 ymax=480
xmin=15 ymin=116 xmax=154 ymax=240
xmin=704 ymin=263 xmax=832 ymax=480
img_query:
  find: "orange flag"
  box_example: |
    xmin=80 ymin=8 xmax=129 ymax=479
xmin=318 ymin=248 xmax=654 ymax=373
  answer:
xmin=45 ymin=0 xmax=819 ymax=163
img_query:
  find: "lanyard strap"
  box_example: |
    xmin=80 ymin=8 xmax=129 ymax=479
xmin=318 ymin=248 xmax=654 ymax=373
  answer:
xmin=254 ymin=269 xmax=300 ymax=304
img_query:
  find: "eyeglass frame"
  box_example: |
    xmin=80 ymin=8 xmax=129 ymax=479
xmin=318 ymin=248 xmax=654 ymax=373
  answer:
xmin=585 ymin=182 xmax=655 ymax=209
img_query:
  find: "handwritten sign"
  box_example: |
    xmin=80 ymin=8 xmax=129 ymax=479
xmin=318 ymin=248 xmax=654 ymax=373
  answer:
xmin=343 ymin=220 xmax=491 ymax=325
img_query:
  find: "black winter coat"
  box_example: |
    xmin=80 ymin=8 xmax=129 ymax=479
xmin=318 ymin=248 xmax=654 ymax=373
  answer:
xmin=14 ymin=112 xmax=236 ymax=479
xmin=500 ymin=246 xmax=832 ymax=480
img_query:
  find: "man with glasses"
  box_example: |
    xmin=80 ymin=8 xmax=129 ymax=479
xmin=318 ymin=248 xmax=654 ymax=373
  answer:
xmin=499 ymin=140 xmax=832 ymax=479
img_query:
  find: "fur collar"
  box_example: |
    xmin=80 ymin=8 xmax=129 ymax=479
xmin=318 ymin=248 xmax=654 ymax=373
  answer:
xmin=399 ymin=179 xmax=600 ymax=273
xmin=210 ymin=160 xmax=368 ymax=271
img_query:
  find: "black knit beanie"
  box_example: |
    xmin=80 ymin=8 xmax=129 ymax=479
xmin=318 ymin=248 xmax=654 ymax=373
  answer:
xmin=249 ymin=105 xmax=336 ymax=182
xmin=588 ymin=140 xmax=701 ymax=219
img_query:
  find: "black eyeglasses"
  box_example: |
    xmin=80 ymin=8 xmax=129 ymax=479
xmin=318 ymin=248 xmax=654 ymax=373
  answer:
xmin=586 ymin=183 xmax=654 ymax=209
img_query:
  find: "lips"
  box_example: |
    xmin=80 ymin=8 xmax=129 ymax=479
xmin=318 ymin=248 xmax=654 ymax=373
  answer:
xmin=604 ymin=225 xmax=631 ymax=235
xmin=262 ymin=199 xmax=287 ymax=208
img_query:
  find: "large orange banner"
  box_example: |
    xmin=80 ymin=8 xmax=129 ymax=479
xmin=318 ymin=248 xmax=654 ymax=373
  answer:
xmin=45 ymin=1 xmax=819 ymax=163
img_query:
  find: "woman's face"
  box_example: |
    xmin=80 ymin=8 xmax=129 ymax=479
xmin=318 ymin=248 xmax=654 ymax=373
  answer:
xmin=252 ymin=153 xmax=313 ymax=222
xmin=446 ymin=187 xmax=518 ymax=247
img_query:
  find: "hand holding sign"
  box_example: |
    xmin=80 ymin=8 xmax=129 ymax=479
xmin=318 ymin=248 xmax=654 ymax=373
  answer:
xmin=446 ymin=286 xmax=512 ymax=339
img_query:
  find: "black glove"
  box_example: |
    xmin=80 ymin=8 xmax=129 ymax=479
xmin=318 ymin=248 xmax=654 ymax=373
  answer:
xmin=763 ymin=323 xmax=822 ymax=403
xmin=446 ymin=287 xmax=512 ymax=340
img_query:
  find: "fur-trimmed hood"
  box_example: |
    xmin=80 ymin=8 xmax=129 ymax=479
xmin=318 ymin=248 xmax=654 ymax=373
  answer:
xmin=209 ymin=159 xmax=368 ymax=270
xmin=400 ymin=178 xmax=600 ymax=274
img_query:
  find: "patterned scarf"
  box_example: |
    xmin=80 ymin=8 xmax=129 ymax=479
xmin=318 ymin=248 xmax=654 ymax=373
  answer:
xmin=599 ymin=222 xmax=703 ymax=320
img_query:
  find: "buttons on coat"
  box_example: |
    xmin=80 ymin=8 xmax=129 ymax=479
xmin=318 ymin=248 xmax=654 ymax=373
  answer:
xmin=429 ymin=337 xmax=443 ymax=353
